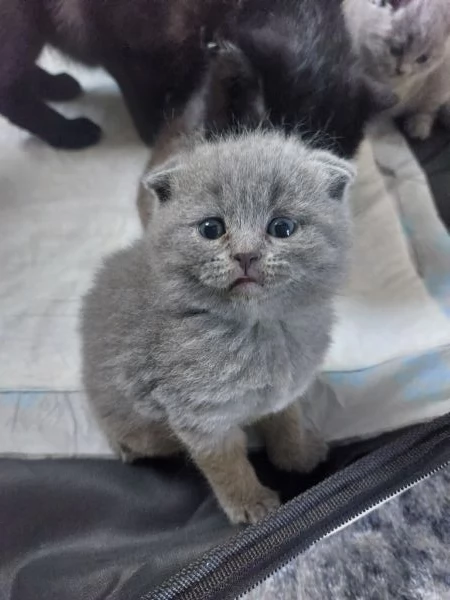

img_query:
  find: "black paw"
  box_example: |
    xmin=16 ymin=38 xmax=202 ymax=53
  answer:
xmin=41 ymin=73 xmax=83 ymax=102
xmin=48 ymin=117 xmax=102 ymax=150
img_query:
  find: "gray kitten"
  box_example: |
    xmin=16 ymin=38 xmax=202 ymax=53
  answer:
xmin=81 ymin=130 xmax=354 ymax=524
xmin=344 ymin=0 xmax=450 ymax=139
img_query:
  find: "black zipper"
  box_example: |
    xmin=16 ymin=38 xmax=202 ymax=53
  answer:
xmin=141 ymin=412 xmax=450 ymax=600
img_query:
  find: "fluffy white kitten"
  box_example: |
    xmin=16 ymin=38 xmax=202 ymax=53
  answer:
xmin=344 ymin=0 xmax=450 ymax=139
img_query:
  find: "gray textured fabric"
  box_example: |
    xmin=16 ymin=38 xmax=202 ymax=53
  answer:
xmin=245 ymin=467 xmax=450 ymax=600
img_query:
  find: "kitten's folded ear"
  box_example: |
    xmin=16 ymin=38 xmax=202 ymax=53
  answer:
xmin=310 ymin=150 xmax=356 ymax=200
xmin=142 ymin=158 xmax=181 ymax=202
xmin=138 ymin=158 xmax=182 ymax=229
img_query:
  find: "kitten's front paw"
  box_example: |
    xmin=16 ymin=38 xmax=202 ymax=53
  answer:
xmin=222 ymin=486 xmax=280 ymax=525
xmin=268 ymin=428 xmax=328 ymax=474
xmin=404 ymin=114 xmax=433 ymax=140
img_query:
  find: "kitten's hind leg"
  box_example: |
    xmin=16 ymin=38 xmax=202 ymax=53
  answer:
xmin=32 ymin=66 xmax=83 ymax=102
xmin=178 ymin=427 xmax=280 ymax=524
xmin=114 ymin=422 xmax=184 ymax=463
xmin=404 ymin=112 xmax=435 ymax=140
xmin=258 ymin=403 xmax=328 ymax=474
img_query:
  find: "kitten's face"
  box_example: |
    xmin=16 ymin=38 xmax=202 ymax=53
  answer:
xmin=144 ymin=133 xmax=353 ymax=311
xmin=364 ymin=3 xmax=449 ymax=81
xmin=381 ymin=25 xmax=446 ymax=80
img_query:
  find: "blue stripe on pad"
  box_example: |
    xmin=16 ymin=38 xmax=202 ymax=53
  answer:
xmin=325 ymin=347 xmax=450 ymax=406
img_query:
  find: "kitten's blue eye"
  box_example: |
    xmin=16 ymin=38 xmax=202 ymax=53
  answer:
xmin=267 ymin=217 xmax=297 ymax=238
xmin=198 ymin=218 xmax=226 ymax=240
xmin=416 ymin=54 xmax=428 ymax=64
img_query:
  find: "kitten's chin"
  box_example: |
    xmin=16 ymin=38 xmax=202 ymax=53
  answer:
xmin=229 ymin=279 xmax=264 ymax=299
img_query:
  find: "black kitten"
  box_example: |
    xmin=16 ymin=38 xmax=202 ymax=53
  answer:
xmin=0 ymin=0 xmax=392 ymax=152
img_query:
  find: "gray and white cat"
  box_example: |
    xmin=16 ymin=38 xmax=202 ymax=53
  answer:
xmin=81 ymin=127 xmax=354 ymax=524
xmin=344 ymin=0 xmax=450 ymax=139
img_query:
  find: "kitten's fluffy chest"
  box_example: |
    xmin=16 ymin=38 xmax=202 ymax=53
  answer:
xmin=150 ymin=310 xmax=329 ymax=429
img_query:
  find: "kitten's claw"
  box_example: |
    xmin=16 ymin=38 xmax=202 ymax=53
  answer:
xmin=222 ymin=486 xmax=280 ymax=525
xmin=404 ymin=114 xmax=433 ymax=140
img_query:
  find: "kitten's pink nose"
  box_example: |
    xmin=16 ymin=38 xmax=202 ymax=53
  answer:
xmin=233 ymin=252 xmax=261 ymax=273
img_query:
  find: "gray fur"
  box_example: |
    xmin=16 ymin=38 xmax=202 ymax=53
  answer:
xmin=81 ymin=129 xmax=354 ymax=523
xmin=344 ymin=0 xmax=450 ymax=139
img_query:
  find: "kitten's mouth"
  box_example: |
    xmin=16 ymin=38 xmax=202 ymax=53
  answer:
xmin=230 ymin=277 xmax=261 ymax=290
